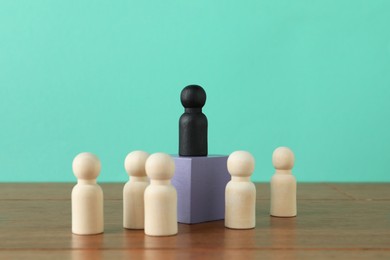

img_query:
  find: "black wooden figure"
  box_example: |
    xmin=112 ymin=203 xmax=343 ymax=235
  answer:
xmin=179 ymin=85 xmax=208 ymax=156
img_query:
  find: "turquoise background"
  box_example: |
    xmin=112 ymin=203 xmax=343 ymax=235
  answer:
xmin=0 ymin=1 xmax=389 ymax=182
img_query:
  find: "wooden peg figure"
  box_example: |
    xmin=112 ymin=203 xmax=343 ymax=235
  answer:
xmin=270 ymin=147 xmax=297 ymax=217
xmin=225 ymin=151 xmax=256 ymax=229
xmin=144 ymin=153 xmax=178 ymax=236
xmin=179 ymin=85 xmax=208 ymax=156
xmin=123 ymin=151 xmax=150 ymax=229
xmin=71 ymin=152 xmax=104 ymax=235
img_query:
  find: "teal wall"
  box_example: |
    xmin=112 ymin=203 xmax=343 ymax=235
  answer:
xmin=1 ymin=1 xmax=389 ymax=182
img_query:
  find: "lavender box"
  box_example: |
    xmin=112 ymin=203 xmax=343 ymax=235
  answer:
xmin=172 ymin=155 xmax=230 ymax=224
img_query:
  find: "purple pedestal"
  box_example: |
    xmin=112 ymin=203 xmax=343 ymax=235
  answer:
xmin=172 ymin=155 xmax=230 ymax=224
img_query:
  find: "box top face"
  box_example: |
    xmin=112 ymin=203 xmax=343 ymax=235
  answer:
xmin=172 ymin=155 xmax=228 ymax=160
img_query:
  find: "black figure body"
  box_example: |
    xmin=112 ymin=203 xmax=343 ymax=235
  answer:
xmin=179 ymin=85 xmax=208 ymax=156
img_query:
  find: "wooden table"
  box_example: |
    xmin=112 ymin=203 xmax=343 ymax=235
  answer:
xmin=0 ymin=183 xmax=389 ymax=259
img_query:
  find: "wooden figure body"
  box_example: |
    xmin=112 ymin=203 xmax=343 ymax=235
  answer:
xmin=225 ymin=151 xmax=256 ymax=229
xmin=144 ymin=153 xmax=178 ymax=236
xmin=71 ymin=152 xmax=104 ymax=235
xmin=179 ymin=85 xmax=208 ymax=156
xmin=123 ymin=151 xmax=149 ymax=229
xmin=270 ymin=147 xmax=297 ymax=217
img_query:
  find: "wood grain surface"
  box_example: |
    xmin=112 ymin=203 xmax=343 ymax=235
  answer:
xmin=0 ymin=183 xmax=389 ymax=259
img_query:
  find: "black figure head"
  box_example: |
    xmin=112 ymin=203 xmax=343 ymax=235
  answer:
xmin=180 ymin=85 xmax=206 ymax=108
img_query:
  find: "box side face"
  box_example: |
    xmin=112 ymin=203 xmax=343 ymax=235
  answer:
xmin=190 ymin=156 xmax=230 ymax=223
xmin=172 ymin=157 xmax=192 ymax=223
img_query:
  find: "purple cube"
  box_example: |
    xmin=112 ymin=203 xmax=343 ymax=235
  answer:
xmin=172 ymin=155 xmax=230 ymax=224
